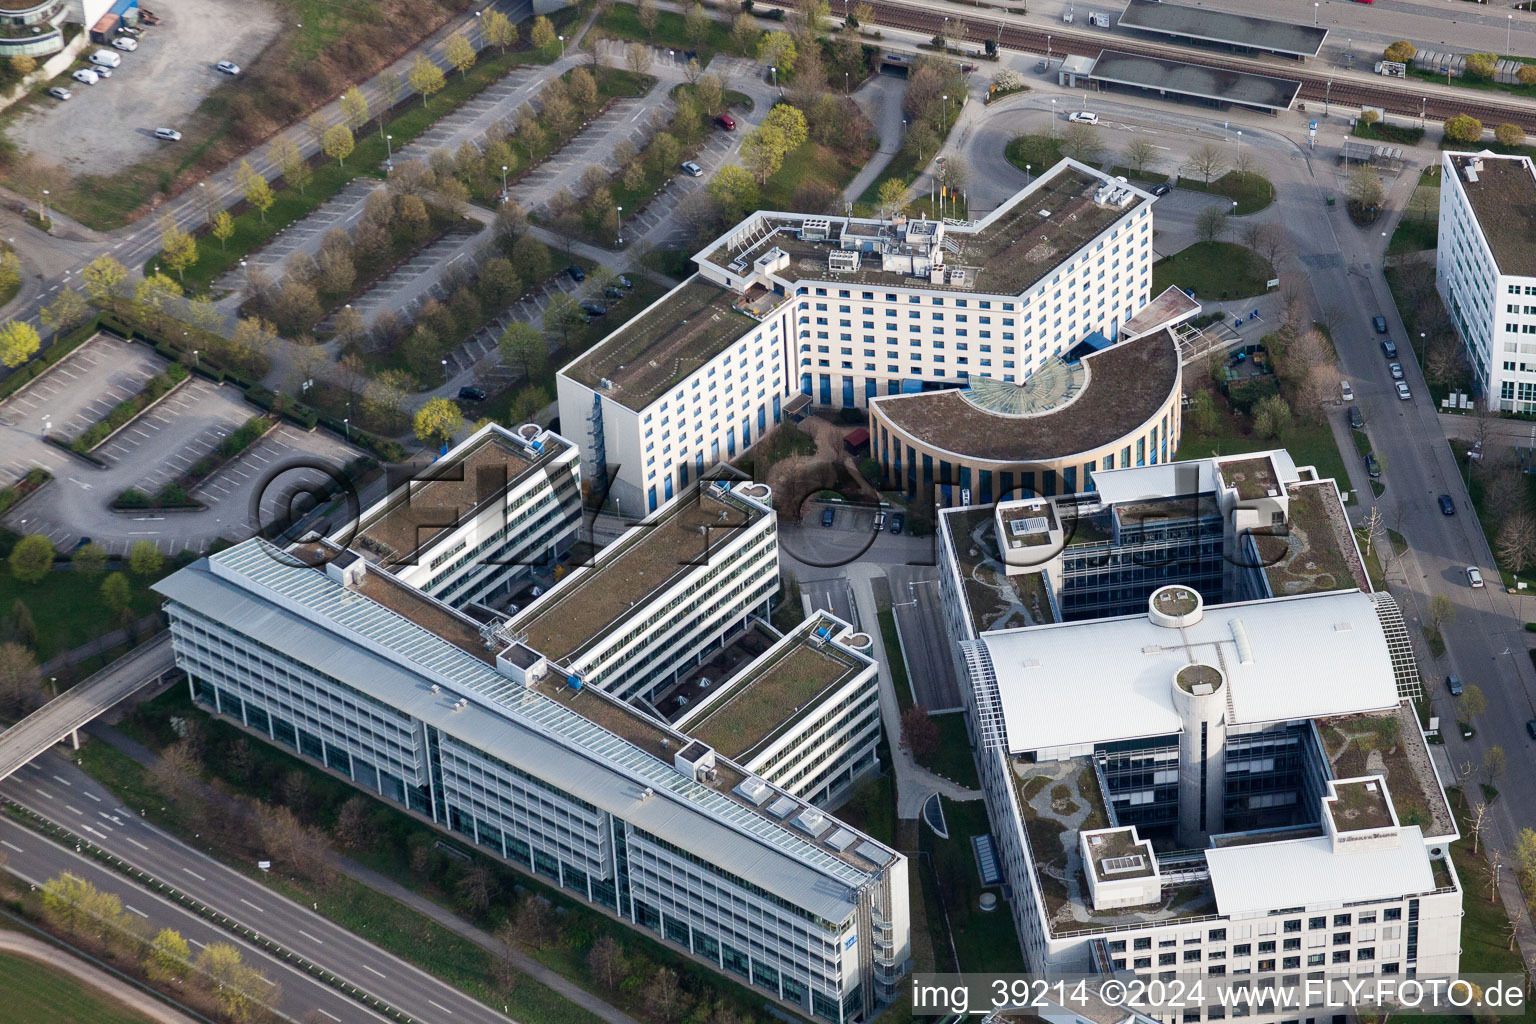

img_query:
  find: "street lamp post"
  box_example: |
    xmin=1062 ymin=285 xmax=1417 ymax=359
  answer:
xmin=343 ymin=417 xmax=351 ymax=441
xmin=442 ymin=358 xmax=448 ymax=384
xmin=1025 ymin=163 xmax=1031 ymax=183
xmin=501 ymin=163 xmax=509 ymax=203
xmin=1325 ymin=80 xmax=1331 ymax=115
xmin=616 ymin=205 xmax=623 ymax=249
xmin=1313 ymin=2 xmax=1318 ymax=26
xmin=39 ymin=188 xmax=48 ymax=223
xmin=385 ymin=133 xmax=393 ymax=170
xmin=1509 ymin=14 xmax=1514 ymax=54
xmin=845 ymin=71 xmax=849 ymax=94
xmin=1051 ymin=97 xmax=1057 ymax=137
xmin=558 ymin=34 xmax=565 ymax=56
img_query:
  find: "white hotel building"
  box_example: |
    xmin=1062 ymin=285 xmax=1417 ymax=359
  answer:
xmin=936 ymin=454 xmax=1462 ymax=1019
xmin=1437 ymin=150 xmax=1536 ymax=411
xmin=154 ymin=431 xmax=909 ymax=1021
xmin=559 ymin=158 xmax=1158 ymax=514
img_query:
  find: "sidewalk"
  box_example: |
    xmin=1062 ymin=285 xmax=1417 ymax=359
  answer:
xmin=88 ymin=721 xmax=643 ymax=1024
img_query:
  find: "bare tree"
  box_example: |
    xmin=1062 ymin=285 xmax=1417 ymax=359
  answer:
xmin=1498 ymin=511 xmax=1536 ymax=576
xmin=1185 ymin=143 xmax=1226 ymax=186
xmin=514 ymin=893 xmax=555 ymax=950
xmin=1124 ymin=138 xmax=1156 ymax=178
xmin=1060 ymin=123 xmax=1103 ymax=165
xmin=1358 ymin=505 xmax=1385 ymax=559
xmin=1469 ymin=800 xmax=1490 ymax=855
xmin=492 ymin=922 xmax=523 ymax=995
xmin=1194 ymin=205 xmax=1226 ymax=244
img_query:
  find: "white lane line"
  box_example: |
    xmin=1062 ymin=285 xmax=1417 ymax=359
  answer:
xmin=83 ymin=825 xmax=108 ymax=839
xmin=0 ymin=840 xmax=23 ymax=853
xmin=298 ymin=929 xmax=324 ymax=944
xmin=33 ymin=787 xmax=52 ymax=799
xmin=239 ymin=898 xmax=265 ymax=913
xmin=65 ymin=804 xmax=83 ymax=816
xmin=188 ymin=938 xmax=205 ymax=949
xmin=183 ymin=867 xmax=206 ymax=881
xmin=52 ymin=775 xmax=71 ymax=786
xmin=84 ymin=792 xmax=101 ymax=802
xmin=126 ymin=837 xmax=149 ymax=851
xmin=363 ymin=965 xmax=386 ymax=978
xmin=428 ymin=1000 xmax=453 ymax=1015
xmin=125 ymin=905 xmax=149 ymax=918
xmin=315 ymin=1011 xmax=341 ymax=1022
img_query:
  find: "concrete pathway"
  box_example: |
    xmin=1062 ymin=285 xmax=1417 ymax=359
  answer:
xmin=841 ymin=74 xmax=908 ymax=204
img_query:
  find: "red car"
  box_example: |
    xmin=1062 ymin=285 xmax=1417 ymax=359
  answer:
xmin=717 ymin=114 xmax=736 ymax=131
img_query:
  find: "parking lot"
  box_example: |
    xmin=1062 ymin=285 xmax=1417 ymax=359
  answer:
xmin=9 ymin=0 xmax=280 ymax=176
xmin=0 ymin=333 xmax=364 ymax=555
xmin=217 ymin=180 xmax=380 ymax=289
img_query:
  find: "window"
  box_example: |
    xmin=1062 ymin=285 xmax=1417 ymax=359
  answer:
xmin=1135 ymin=938 xmax=1152 ymax=950
xmin=1332 ymin=951 xmax=1351 ymax=964
xmin=1334 ymin=914 xmax=1351 ymax=927
xmin=1258 ymin=942 xmax=1275 ymax=955
xmin=1333 ymin=933 xmax=1350 ymax=946
xmin=1184 ymin=950 xmax=1202 ymax=963
xmin=1385 ymin=908 xmax=1402 ymax=922
xmin=1233 ymin=944 xmax=1251 ymax=957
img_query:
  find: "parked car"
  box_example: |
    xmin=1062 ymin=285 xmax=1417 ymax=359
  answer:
xmin=111 ymin=35 xmax=137 ymax=51
xmin=1340 ymin=380 xmax=1354 ymax=402
xmin=888 ymin=511 xmax=905 ymax=534
xmin=1439 ymin=494 xmax=1456 ymax=516
xmin=1380 ymin=339 xmax=1398 ymax=359
xmin=1467 ymin=566 xmax=1484 ymax=588
xmin=1389 ymin=362 xmax=1403 ymax=380
xmin=616 ymin=276 xmax=632 ymax=289
xmin=1068 ymin=111 xmax=1098 ymax=124
xmin=46 ymin=86 xmax=71 ymax=100
xmin=72 ymin=68 xmax=99 ymax=85
xmin=1395 ymin=381 xmax=1411 ymax=400
xmin=604 ymin=285 xmax=623 ymax=299
xmin=580 ymin=301 xmax=607 ymax=316
xmin=153 ymin=127 xmax=182 ymax=141
xmin=216 ymin=60 xmax=241 ymax=75
xmin=456 ymin=386 xmax=486 ymax=402
xmin=681 ymin=160 xmax=704 ymax=177
xmin=89 ymin=49 xmax=121 ymax=68
xmin=566 ymin=265 xmax=584 ymax=282
xmin=872 ymin=511 xmax=885 ymax=532
xmin=118 ymin=23 xmax=141 ymax=35
xmin=716 ymin=114 xmax=736 ymax=130
xmin=1348 ymin=405 xmax=1363 ymax=429
xmin=1151 ymin=183 xmax=1170 ymax=196
xmin=1372 ymin=314 xmax=1388 ymax=333
xmin=1364 ymin=452 xmax=1381 ymax=479
xmin=821 ymin=507 xmax=835 ymax=528
xmin=1447 ymin=675 xmax=1463 ymax=696
xmin=94 ymin=66 xmax=111 ymax=78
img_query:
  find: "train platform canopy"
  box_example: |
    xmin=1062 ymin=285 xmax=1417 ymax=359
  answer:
xmin=1116 ymin=0 xmax=1327 ymax=59
xmin=1089 ymin=50 xmax=1302 ymax=113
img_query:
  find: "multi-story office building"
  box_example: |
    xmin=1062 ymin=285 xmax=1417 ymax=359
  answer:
xmin=675 ymin=611 xmax=882 ymax=806
xmin=934 ymin=452 xmax=1457 ymax=1018
xmin=559 ymin=159 xmax=1169 ymax=513
xmin=154 ymin=476 xmax=908 ymax=1022
xmin=1437 ymin=150 xmax=1536 ymax=411
xmin=344 ymin=422 xmax=582 ymax=610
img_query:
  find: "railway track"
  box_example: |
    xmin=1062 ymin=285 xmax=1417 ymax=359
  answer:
xmin=760 ymin=0 xmax=1536 ymax=131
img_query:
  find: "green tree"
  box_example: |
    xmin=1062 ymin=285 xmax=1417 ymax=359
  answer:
xmin=708 ymin=163 xmax=761 ymax=220
xmin=1460 ymin=683 xmax=1487 ymax=722
xmin=270 ymin=135 xmax=310 ymax=195
xmin=484 ymin=9 xmax=516 ymax=51
xmin=414 ymin=397 xmax=465 ymax=445
xmin=568 ymin=67 xmax=598 ymax=116
xmin=498 ymin=321 xmax=547 ymax=380
xmin=10 ymin=54 xmax=35 ymax=77
xmin=530 ymin=15 xmax=557 ymax=49
xmin=732 ymin=11 xmax=760 ymax=55
xmin=0 ymin=319 xmax=40 ymax=368
xmin=145 ymin=928 xmax=192 ymax=982
xmin=1444 ymin=114 xmax=1483 ymax=145
xmin=543 ymin=292 xmax=585 ymax=346
xmin=1428 ymin=593 xmax=1455 ymax=632
xmin=1465 ymin=52 xmax=1497 ymax=80
xmin=100 ymin=571 xmax=132 ymax=614
xmin=684 ymin=3 xmax=710 ymax=46
xmin=128 ymin=540 xmax=164 ymax=577
xmin=40 ymin=286 xmax=90 ymax=334
xmin=1382 ymin=40 xmax=1415 ymax=64
xmin=1251 ymin=393 xmax=1292 ymax=440
xmin=82 ymin=254 xmax=127 ymax=302
xmin=322 ymin=123 xmax=355 ymax=168
xmin=742 ymin=103 xmax=808 ymax=182
xmin=1347 ymin=165 xmax=1385 ymax=210
xmin=409 ymin=54 xmax=446 ymax=106
xmin=757 ymin=32 xmax=798 ymax=76
xmin=340 ymin=85 xmax=370 ymax=132
xmin=10 ymin=535 xmax=54 ymax=584
xmin=446 ymin=32 xmax=476 ymax=78
xmin=241 ymin=163 xmax=275 ymax=223
xmin=73 ymin=542 xmax=107 ymax=579
xmin=1187 ymin=389 xmax=1218 ymax=434
xmin=159 ymin=214 xmax=197 ymax=283
xmin=211 ymin=210 xmax=235 ymax=251
xmin=1519 ymin=65 xmax=1536 ymax=87
xmin=876 ymin=177 xmax=908 ymax=218
xmin=1494 ymin=123 xmax=1525 ymax=149
xmin=1483 ymin=745 xmax=1506 ymax=786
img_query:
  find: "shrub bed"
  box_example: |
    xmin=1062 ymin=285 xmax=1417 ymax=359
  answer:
xmin=0 ymin=317 xmax=105 ymax=402
xmin=69 ymin=362 xmax=189 ymax=454
xmin=0 ymin=467 xmax=51 ymax=515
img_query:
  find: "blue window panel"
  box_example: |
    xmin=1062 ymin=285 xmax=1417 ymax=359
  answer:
xmin=865 ymin=379 xmax=876 ymax=403
xmin=772 ymin=395 xmax=781 ymax=423
xmin=801 ymin=373 xmax=812 ymax=396
xmin=820 ymin=374 xmax=832 ymax=405
xmin=648 ymin=487 xmax=658 ymax=512
xmin=727 ymin=432 xmax=736 ymax=457
xmin=664 ymin=477 xmax=674 ymax=501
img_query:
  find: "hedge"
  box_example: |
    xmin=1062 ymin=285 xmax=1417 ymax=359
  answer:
xmin=0 ymin=467 xmax=51 ymax=515
xmin=70 ymin=362 xmax=189 ymax=454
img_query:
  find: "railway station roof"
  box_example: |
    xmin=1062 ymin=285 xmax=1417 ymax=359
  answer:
xmin=1089 ymin=49 xmax=1302 ymax=113
xmin=1116 ymin=0 xmax=1326 ymax=59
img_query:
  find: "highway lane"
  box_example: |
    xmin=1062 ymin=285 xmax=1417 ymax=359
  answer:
xmin=0 ymin=813 xmax=378 ymax=1023
xmin=3 ymin=752 xmax=517 ymax=1024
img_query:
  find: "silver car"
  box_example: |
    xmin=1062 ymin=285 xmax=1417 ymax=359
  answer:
xmin=1389 ymin=362 xmax=1403 ymax=380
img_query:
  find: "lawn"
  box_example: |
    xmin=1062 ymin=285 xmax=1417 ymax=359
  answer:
xmin=0 ymin=950 xmax=158 ymax=1024
xmin=919 ymin=796 xmax=1022 ymax=974
xmin=156 ymin=42 xmax=565 ymax=295
xmin=1407 ymin=62 xmax=1536 ymax=103
xmin=1352 ymin=120 xmax=1426 ymax=147
xmin=1003 ymin=134 xmax=1066 ymax=176
xmin=924 ymin=712 xmax=979 ymax=790
xmin=1388 ymin=215 xmax=1438 ymax=254
xmin=834 ymin=762 xmax=896 ymax=847
xmin=761 ymin=138 xmax=865 ymax=211
xmin=854 ymin=101 xmax=963 ymax=215
xmin=877 ymin=607 xmax=915 ymax=712
xmin=1151 ymin=241 xmax=1274 ymax=302
xmin=1177 ymin=170 xmax=1275 ymax=215
xmin=595 ymin=1 xmax=743 ymax=65
xmin=0 ymin=564 xmax=162 ymax=664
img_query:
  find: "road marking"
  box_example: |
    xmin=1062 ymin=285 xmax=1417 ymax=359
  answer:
xmin=183 ymin=867 xmax=206 ymax=881
xmin=65 ymin=804 xmax=82 ymax=815
xmin=125 ymin=834 xmax=148 ymax=849
xmin=0 ymin=840 xmax=23 ymax=854
xmin=428 ymin=1000 xmax=454 ymax=1015
xmin=84 ymin=792 xmax=101 ymax=802
xmin=363 ymin=965 xmax=386 ymax=978
xmin=239 ymin=898 xmax=265 ymax=913
xmin=298 ymin=929 xmax=323 ymax=944
xmin=315 ymin=1012 xmax=340 ymax=1022
xmin=188 ymin=938 xmax=204 ymax=949
xmin=52 ymin=775 xmax=70 ymax=786
xmin=83 ymin=825 xmax=108 ymax=839
xmin=125 ymin=905 xmax=148 ymax=918
xmin=33 ymin=788 xmax=52 ymax=799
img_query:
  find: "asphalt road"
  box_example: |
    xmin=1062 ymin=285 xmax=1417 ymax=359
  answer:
xmin=0 ymin=810 xmax=378 ymax=1023
xmin=2 ymin=751 xmax=517 ymax=1024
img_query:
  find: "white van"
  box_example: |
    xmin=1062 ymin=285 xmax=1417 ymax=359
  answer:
xmin=89 ymin=49 xmax=122 ymax=68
